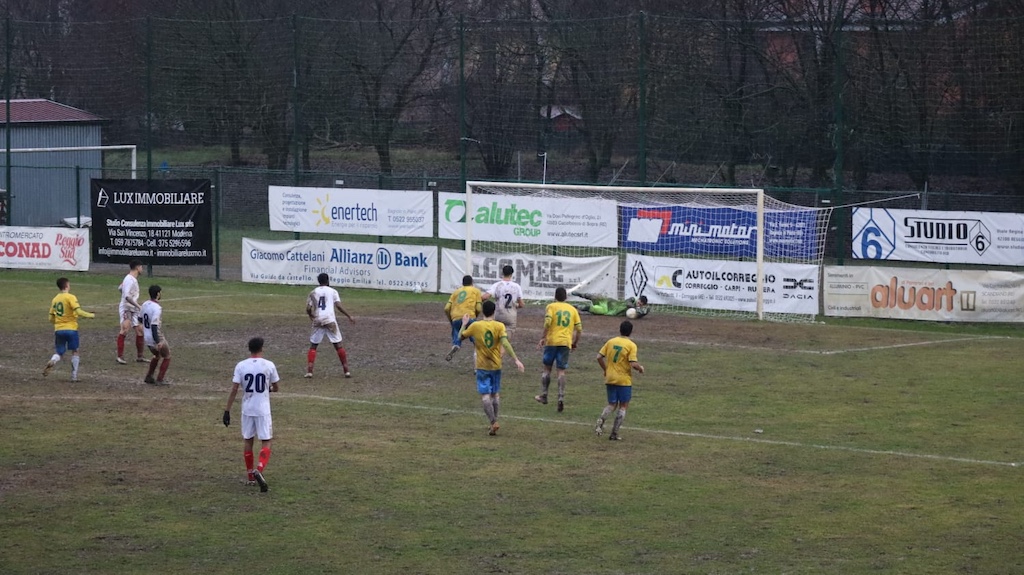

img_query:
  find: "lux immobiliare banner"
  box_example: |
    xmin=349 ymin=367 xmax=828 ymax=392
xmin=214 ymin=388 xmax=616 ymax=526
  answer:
xmin=823 ymin=265 xmax=1024 ymax=322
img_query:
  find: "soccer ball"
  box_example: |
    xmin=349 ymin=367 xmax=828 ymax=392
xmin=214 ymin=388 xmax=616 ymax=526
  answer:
xmin=625 ymin=307 xmax=638 ymax=319
xmin=413 ymin=284 xmax=423 ymax=294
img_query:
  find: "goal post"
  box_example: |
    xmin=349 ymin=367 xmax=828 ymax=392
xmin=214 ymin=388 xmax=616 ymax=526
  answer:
xmin=449 ymin=180 xmax=832 ymax=322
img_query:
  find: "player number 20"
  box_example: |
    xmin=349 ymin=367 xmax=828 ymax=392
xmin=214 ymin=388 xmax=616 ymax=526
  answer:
xmin=243 ymin=373 xmax=268 ymax=393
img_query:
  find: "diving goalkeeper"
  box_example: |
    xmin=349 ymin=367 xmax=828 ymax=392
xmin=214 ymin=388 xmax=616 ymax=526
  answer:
xmin=572 ymin=293 xmax=650 ymax=318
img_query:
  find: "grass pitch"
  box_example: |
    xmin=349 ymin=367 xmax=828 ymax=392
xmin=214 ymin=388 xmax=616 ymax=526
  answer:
xmin=1 ymin=269 xmax=1022 ymax=574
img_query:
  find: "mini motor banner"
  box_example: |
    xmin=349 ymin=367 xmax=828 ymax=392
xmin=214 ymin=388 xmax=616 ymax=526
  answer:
xmin=91 ymin=179 xmax=213 ymax=265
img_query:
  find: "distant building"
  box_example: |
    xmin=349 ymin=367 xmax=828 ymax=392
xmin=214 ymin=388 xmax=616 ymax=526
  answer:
xmin=0 ymin=99 xmax=105 ymax=226
xmin=539 ymin=105 xmax=582 ymax=134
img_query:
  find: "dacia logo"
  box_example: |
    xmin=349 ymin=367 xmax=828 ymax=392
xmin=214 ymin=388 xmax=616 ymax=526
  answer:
xmin=783 ymin=277 xmax=815 ymax=290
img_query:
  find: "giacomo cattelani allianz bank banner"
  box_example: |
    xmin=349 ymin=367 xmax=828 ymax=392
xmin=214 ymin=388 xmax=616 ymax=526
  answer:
xmin=91 ymin=179 xmax=212 ymax=265
xmin=852 ymin=207 xmax=1024 ymax=265
xmin=823 ymin=266 xmax=1024 ymax=322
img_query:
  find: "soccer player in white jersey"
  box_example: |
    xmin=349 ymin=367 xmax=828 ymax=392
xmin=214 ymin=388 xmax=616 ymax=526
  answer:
xmin=223 ymin=337 xmax=281 ymax=492
xmin=140 ymin=285 xmax=171 ymax=385
xmin=305 ymin=272 xmax=355 ymax=379
xmin=116 ymin=259 xmax=146 ymax=364
xmin=485 ymin=264 xmax=525 ymax=341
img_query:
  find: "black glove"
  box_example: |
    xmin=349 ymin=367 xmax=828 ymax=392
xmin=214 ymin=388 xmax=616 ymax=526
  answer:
xmin=222 ymin=410 xmax=230 ymax=427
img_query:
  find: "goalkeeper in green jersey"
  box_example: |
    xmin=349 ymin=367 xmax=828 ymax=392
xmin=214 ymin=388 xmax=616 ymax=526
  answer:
xmin=572 ymin=293 xmax=650 ymax=318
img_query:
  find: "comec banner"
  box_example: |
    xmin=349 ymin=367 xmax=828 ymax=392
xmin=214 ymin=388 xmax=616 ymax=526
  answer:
xmin=438 ymin=192 xmax=617 ymax=248
xmin=625 ymin=253 xmax=820 ymax=315
xmin=242 ymin=238 xmax=437 ymax=292
xmin=852 ymin=207 xmax=1024 ymax=265
xmin=268 ymin=186 xmax=433 ymax=237
xmin=441 ymin=248 xmax=618 ymax=299
xmin=620 ymin=204 xmax=821 ymax=260
xmin=823 ymin=265 xmax=1024 ymax=322
xmin=0 ymin=226 xmax=90 ymax=271
xmin=91 ymin=179 xmax=212 ymax=265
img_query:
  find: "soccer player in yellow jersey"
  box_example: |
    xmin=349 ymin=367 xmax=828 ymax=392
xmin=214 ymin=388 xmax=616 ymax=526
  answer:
xmin=444 ymin=274 xmax=483 ymax=361
xmin=459 ymin=300 xmax=525 ymax=435
xmin=536 ymin=286 xmax=582 ymax=412
xmin=44 ymin=277 xmax=96 ymax=382
xmin=595 ymin=320 xmax=645 ymax=441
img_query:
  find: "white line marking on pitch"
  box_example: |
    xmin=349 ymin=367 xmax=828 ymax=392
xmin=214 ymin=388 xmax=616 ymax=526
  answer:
xmin=5 ymin=391 xmax=1018 ymax=467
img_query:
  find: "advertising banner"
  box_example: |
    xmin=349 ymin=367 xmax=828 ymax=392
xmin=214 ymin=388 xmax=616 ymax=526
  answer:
xmin=91 ymin=179 xmax=212 ymax=265
xmin=438 ymin=192 xmax=617 ymax=248
xmin=441 ymin=248 xmax=618 ymax=299
xmin=626 ymin=254 xmax=819 ymax=315
xmin=852 ymin=207 xmax=1024 ymax=265
xmin=0 ymin=226 xmax=90 ymax=271
xmin=242 ymin=238 xmax=437 ymax=292
xmin=268 ymin=186 xmax=432 ymax=237
xmin=620 ymin=205 xmax=820 ymax=259
xmin=823 ymin=265 xmax=1024 ymax=322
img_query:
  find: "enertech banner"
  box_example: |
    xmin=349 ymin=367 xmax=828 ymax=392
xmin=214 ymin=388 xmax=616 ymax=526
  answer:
xmin=0 ymin=226 xmax=90 ymax=271
xmin=441 ymin=248 xmax=618 ymax=299
xmin=852 ymin=207 xmax=1024 ymax=265
xmin=823 ymin=265 xmax=1024 ymax=322
xmin=242 ymin=238 xmax=437 ymax=292
xmin=626 ymin=253 xmax=819 ymax=315
xmin=268 ymin=186 xmax=432 ymax=237
xmin=438 ymin=192 xmax=617 ymax=248
xmin=91 ymin=179 xmax=212 ymax=265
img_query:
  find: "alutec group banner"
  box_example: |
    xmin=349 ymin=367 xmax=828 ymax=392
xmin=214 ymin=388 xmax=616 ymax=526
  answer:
xmin=441 ymin=248 xmax=618 ymax=300
xmin=438 ymin=192 xmax=617 ymax=248
xmin=91 ymin=179 xmax=212 ymax=265
xmin=620 ymin=205 xmax=820 ymax=259
xmin=626 ymin=253 xmax=820 ymax=315
xmin=0 ymin=226 xmax=90 ymax=271
xmin=823 ymin=265 xmax=1024 ymax=322
xmin=268 ymin=186 xmax=432 ymax=237
xmin=852 ymin=207 xmax=1024 ymax=265
xmin=242 ymin=238 xmax=437 ymax=292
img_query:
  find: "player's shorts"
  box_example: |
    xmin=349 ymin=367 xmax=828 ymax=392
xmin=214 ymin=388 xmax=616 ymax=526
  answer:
xmin=475 ymin=369 xmax=502 ymax=395
xmin=54 ymin=330 xmax=80 ymax=355
xmin=241 ymin=413 xmax=273 ymax=441
xmin=120 ymin=308 xmax=140 ymax=327
xmin=494 ymin=310 xmax=517 ymax=331
xmin=542 ymin=346 xmax=571 ymax=370
xmin=144 ymin=325 xmax=168 ymax=349
xmin=605 ymin=384 xmax=632 ymax=404
xmin=310 ymin=323 xmax=342 ymax=345
xmin=451 ymin=318 xmax=474 ymax=346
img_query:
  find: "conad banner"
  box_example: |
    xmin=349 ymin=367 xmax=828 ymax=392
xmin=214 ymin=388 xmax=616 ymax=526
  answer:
xmin=242 ymin=238 xmax=437 ymax=293
xmin=625 ymin=253 xmax=819 ymax=315
xmin=268 ymin=186 xmax=432 ymax=237
xmin=823 ymin=265 xmax=1024 ymax=322
xmin=852 ymin=207 xmax=1024 ymax=265
xmin=438 ymin=192 xmax=617 ymax=248
xmin=441 ymin=248 xmax=618 ymax=300
xmin=0 ymin=226 xmax=90 ymax=271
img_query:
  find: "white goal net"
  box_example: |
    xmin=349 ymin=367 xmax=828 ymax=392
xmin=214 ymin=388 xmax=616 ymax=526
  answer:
xmin=445 ymin=181 xmax=833 ymax=322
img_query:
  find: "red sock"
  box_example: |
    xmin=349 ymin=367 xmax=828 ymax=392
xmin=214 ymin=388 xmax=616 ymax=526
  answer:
xmin=257 ymin=446 xmax=271 ymax=471
xmin=147 ymin=357 xmax=158 ymax=378
xmin=135 ymin=334 xmax=144 ymax=357
xmin=336 ymin=347 xmax=348 ymax=370
xmin=158 ymin=358 xmax=170 ymax=380
xmin=306 ymin=349 xmax=317 ymax=372
xmin=116 ymin=334 xmax=125 ymax=357
xmin=244 ymin=451 xmax=254 ymax=474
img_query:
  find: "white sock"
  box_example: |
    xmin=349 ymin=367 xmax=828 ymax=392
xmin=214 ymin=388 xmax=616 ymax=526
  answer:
xmin=50 ymin=354 xmax=60 ymax=364
xmin=71 ymin=355 xmax=80 ymax=375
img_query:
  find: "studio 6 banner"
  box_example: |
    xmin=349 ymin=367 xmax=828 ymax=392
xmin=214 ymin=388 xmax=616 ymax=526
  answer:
xmin=91 ymin=179 xmax=212 ymax=265
xmin=0 ymin=226 xmax=90 ymax=271
xmin=852 ymin=207 xmax=1024 ymax=266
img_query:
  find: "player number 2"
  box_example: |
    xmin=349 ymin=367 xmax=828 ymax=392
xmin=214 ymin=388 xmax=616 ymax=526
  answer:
xmin=503 ymin=293 xmax=513 ymax=309
xmin=244 ymin=373 xmax=268 ymax=393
